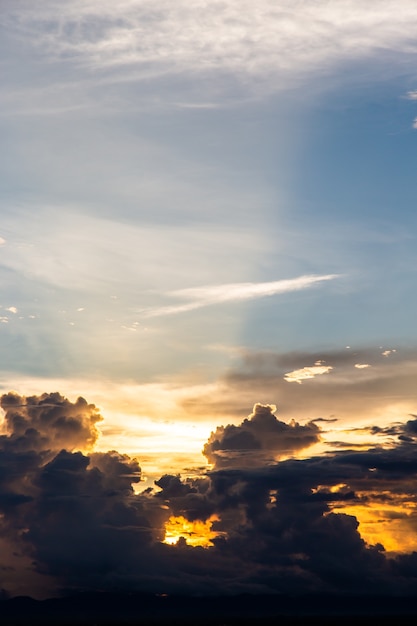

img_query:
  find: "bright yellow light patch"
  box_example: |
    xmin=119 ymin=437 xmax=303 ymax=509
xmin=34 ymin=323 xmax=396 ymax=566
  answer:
xmin=163 ymin=514 xmax=220 ymax=547
xmin=336 ymin=499 xmax=417 ymax=554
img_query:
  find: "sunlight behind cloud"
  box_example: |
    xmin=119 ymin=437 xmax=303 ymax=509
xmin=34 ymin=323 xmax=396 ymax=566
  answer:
xmin=163 ymin=515 xmax=221 ymax=548
xmin=338 ymin=501 xmax=417 ymax=554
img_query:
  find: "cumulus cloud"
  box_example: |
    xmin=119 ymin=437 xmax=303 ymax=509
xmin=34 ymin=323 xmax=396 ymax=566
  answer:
xmin=0 ymin=392 xmax=102 ymax=453
xmin=197 ymin=425 xmax=417 ymax=592
xmin=25 ymin=448 xmax=153 ymax=593
xmin=0 ymin=394 xmax=153 ymax=597
xmin=203 ymin=403 xmax=321 ymax=468
xmin=1 ymin=388 xmax=417 ymax=600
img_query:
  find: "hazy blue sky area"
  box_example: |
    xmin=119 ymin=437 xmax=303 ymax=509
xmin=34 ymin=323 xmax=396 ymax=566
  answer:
xmin=1 ymin=1 xmax=417 ymax=383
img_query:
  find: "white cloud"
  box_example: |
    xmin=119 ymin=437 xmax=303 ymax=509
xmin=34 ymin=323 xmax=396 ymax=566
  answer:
xmin=4 ymin=1 xmax=417 ymax=97
xmin=284 ymin=363 xmax=333 ymax=384
xmin=355 ymin=363 xmax=370 ymax=369
xmin=140 ymin=274 xmax=339 ymax=318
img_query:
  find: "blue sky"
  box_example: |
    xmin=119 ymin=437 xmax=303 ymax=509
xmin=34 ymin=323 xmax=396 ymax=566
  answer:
xmin=1 ymin=1 xmax=417 ymax=456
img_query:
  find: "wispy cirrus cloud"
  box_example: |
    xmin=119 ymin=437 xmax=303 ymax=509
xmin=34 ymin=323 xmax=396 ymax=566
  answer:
xmin=140 ymin=274 xmax=339 ymax=318
xmin=4 ymin=1 xmax=417 ymax=99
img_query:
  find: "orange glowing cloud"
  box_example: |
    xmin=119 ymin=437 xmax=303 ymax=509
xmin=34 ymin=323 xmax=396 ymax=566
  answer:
xmin=163 ymin=514 xmax=221 ymax=547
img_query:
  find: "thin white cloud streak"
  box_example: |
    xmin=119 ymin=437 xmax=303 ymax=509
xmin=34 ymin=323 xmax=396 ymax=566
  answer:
xmin=284 ymin=364 xmax=333 ymax=384
xmin=140 ymin=274 xmax=339 ymax=318
xmin=4 ymin=1 xmax=417 ymax=92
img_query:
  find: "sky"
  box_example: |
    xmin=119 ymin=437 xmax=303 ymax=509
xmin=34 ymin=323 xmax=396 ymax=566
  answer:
xmin=1 ymin=0 xmax=417 ymax=602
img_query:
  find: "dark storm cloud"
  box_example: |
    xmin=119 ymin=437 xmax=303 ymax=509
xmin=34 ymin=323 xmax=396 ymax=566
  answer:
xmin=2 ymin=391 xmax=417 ymax=599
xmin=25 ymin=448 xmax=155 ymax=592
xmin=147 ymin=420 xmax=417 ymax=593
xmin=154 ymin=473 xmax=214 ymax=522
xmin=203 ymin=403 xmax=321 ymax=468
xmin=0 ymin=394 xmax=155 ymax=596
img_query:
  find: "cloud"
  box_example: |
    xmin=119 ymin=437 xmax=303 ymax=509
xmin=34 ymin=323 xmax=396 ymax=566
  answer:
xmin=140 ymin=274 xmax=339 ymax=318
xmin=0 ymin=391 xmax=102 ymax=453
xmin=284 ymin=361 xmax=333 ymax=384
xmin=0 ymin=394 xmax=154 ymax=597
xmin=5 ymin=1 xmax=417 ymax=91
xmin=382 ymin=349 xmax=397 ymax=357
xmin=3 ymin=0 xmax=417 ymax=123
xmin=178 ymin=346 xmax=417 ymax=430
xmin=203 ymin=403 xmax=321 ymax=468
xmin=199 ymin=431 xmax=417 ymax=586
xmin=2 ymin=386 xmax=417 ymax=599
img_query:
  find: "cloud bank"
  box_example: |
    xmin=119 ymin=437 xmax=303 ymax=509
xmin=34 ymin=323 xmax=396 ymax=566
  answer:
xmin=1 ymin=390 xmax=417 ymax=599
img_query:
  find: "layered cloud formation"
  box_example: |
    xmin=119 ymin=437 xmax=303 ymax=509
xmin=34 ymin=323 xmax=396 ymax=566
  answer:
xmin=1 ymin=391 xmax=417 ymax=599
xmin=5 ymin=0 xmax=417 ymax=103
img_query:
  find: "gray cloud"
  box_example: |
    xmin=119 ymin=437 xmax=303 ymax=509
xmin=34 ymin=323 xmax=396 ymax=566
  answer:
xmin=180 ymin=346 xmax=417 ymax=425
xmin=203 ymin=403 xmax=321 ymax=468
xmin=0 ymin=392 xmax=102 ymax=453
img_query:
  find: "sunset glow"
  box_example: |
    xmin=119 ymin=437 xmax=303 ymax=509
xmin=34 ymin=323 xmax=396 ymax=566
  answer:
xmin=163 ymin=515 xmax=221 ymax=547
xmin=337 ymin=500 xmax=417 ymax=554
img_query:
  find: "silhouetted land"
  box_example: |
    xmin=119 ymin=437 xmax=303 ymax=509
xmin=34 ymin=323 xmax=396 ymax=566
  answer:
xmin=2 ymin=592 xmax=417 ymax=625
